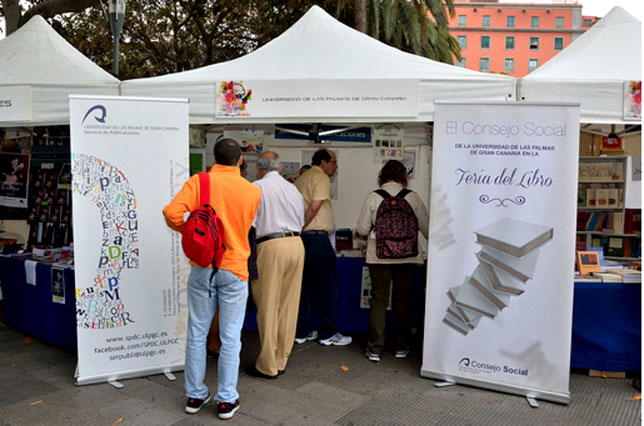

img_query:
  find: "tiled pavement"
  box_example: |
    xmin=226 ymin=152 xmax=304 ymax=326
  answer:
xmin=0 ymin=320 xmax=640 ymax=426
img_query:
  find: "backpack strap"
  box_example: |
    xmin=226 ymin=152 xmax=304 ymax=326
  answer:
xmin=396 ymin=188 xmax=411 ymax=199
xmin=374 ymin=189 xmax=390 ymax=199
xmin=198 ymin=172 xmax=210 ymax=207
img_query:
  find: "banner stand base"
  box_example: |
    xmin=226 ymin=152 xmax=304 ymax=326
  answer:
xmin=434 ymin=381 xmax=455 ymax=388
xmin=163 ymin=371 xmax=176 ymax=381
xmin=108 ymin=380 xmax=124 ymax=389
xmin=526 ymin=396 xmax=540 ymax=409
xmin=421 ymin=369 xmax=570 ymax=405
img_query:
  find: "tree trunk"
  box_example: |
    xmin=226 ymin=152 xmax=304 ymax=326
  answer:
xmin=2 ymin=0 xmax=21 ymax=35
xmin=354 ymin=0 xmax=366 ymax=33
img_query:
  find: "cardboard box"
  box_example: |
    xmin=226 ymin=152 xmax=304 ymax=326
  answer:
xmin=588 ymin=370 xmax=626 ymax=379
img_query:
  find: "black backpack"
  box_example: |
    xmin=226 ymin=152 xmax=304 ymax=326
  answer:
xmin=373 ymin=189 xmax=419 ymax=259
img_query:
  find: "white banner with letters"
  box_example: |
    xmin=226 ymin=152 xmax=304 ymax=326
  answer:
xmin=422 ymin=102 xmax=580 ymax=404
xmin=215 ymin=79 xmax=418 ymax=118
xmin=70 ymin=95 xmax=190 ymax=385
xmin=0 ymin=86 xmax=31 ymax=122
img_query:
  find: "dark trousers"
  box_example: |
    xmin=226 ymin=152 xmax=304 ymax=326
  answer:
xmin=296 ymin=233 xmax=339 ymax=340
xmin=367 ymin=263 xmax=416 ymax=354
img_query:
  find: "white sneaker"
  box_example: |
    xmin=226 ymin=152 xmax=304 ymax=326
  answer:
xmin=294 ymin=330 xmax=318 ymax=344
xmin=319 ymin=332 xmax=352 ymax=346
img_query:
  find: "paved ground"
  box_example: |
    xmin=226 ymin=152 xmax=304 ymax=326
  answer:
xmin=0 ymin=319 xmax=640 ymax=426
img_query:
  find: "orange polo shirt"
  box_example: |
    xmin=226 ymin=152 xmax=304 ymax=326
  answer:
xmin=163 ymin=165 xmax=261 ymax=281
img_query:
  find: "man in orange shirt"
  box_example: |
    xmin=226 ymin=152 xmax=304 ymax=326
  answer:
xmin=163 ymin=139 xmax=261 ymax=420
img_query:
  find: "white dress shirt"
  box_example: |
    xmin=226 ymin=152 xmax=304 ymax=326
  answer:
xmin=253 ymin=171 xmax=305 ymax=239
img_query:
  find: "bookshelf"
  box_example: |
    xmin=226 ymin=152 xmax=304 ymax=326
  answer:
xmin=576 ymin=156 xmax=641 ymax=261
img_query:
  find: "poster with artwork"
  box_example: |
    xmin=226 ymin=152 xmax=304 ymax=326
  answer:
xmin=224 ymin=129 xmax=264 ymax=154
xmin=52 ymin=267 xmax=65 ymax=304
xmin=624 ymin=80 xmax=641 ymax=120
xmin=0 ymin=152 xmax=30 ymax=208
xmin=281 ymin=161 xmax=301 ymax=183
xmin=373 ymin=127 xmax=404 ymax=160
xmin=70 ymin=95 xmax=189 ymax=385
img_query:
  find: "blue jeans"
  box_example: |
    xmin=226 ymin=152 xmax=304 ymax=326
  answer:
xmin=296 ymin=233 xmax=339 ymax=340
xmin=185 ymin=266 xmax=248 ymax=403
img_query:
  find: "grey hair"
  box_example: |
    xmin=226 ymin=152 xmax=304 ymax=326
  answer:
xmin=257 ymin=154 xmax=281 ymax=171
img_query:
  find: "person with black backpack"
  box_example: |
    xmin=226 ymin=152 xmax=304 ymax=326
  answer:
xmin=355 ymin=160 xmax=429 ymax=362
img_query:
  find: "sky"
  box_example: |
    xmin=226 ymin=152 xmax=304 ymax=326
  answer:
xmin=0 ymin=1 xmax=642 ymax=38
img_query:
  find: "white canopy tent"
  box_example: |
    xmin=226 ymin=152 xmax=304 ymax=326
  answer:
xmin=519 ymin=7 xmax=641 ymax=125
xmin=0 ymin=16 xmax=120 ymax=128
xmin=121 ymin=6 xmax=515 ymax=124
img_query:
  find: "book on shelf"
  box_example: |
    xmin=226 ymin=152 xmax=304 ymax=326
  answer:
xmin=611 ymin=162 xmax=624 ymax=181
xmin=475 ymin=218 xmax=553 ymax=258
xmin=606 ymin=237 xmax=624 ymax=257
xmin=586 ymin=187 xmax=596 ymax=207
xmin=595 ymin=188 xmax=609 ymax=208
xmin=612 ymin=212 xmax=625 ymax=234
xmin=607 ymin=188 xmax=619 ymax=207
xmin=576 ymin=235 xmax=587 ymax=252
xmin=577 ymin=212 xmax=590 ymax=231
xmin=577 ymin=187 xmax=586 ymax=207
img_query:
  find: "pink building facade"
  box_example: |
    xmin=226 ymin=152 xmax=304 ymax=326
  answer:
xmin=448 ymin=1 xmax=599 ymax=77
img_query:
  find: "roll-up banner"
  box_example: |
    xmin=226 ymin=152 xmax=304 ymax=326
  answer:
xmin=422 ymin=102 xmax=580 ymax=404
xmin=70 ymin=95 xmax=190 ymax=385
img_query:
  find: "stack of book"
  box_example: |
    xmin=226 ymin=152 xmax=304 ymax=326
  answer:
xmin=443 ymin=218 xmax=553 ymax=335
xmin=605 ymin=268 xmax=641 ymax=283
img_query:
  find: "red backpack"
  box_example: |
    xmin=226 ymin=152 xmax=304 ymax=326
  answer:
xmin=373 ymin=189 xmax=419 ymax=259
xmin=181 ymin=173 xmax=226 ymax=271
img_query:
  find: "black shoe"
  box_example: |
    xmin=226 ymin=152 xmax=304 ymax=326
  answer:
xmin=245 ymin=364 xmax=277 ymax=379
xmin=217 ymin=399 xmax=240 ymax=420
xmin=185 ymin=392 xmax=211 ymax=414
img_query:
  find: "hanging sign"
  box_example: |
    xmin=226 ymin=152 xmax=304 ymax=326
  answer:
xmin=0 ymin=86 xmax=31 ymax=122
xmin=216 ymin=79 xmax=418 ymax=118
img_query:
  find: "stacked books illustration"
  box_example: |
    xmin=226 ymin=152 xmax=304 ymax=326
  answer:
xmin=429 ymin=185 xmax=455 ymax=250
xmin=443 ymin=218 xmax=553 ymax=335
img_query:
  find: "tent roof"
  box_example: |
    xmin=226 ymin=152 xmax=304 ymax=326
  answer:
xmin=524 ymin=6 xmax=640 ymax=82
xmin=0 ymin=15 xmax=119 ymax=127
xmin=122 ymin=6 xmax=514 ymax=123
xmin=0 ymin=15 xmax=118 ymax=87
xmin=519 ymin=7 xmax=641 ymax=124
xmin=130 ymin=5 xmax=507 ymax=83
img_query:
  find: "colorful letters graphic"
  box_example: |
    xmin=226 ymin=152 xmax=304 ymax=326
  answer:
xmin=72 ymin=153 xmax=139 ymax=329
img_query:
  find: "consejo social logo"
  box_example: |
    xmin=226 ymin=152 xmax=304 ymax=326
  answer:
xmin=82 ymin=105 xmax=107 ymax=124
xmin=458 ymin=357 xmax=470 ymax=367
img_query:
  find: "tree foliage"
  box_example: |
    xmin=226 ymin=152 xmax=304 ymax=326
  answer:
xmin=2 ymin=0 xmax=460 ymax=79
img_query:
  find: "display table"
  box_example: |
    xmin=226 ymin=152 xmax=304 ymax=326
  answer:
xmin=1 ymin=256 xmax=641 ymax=372
xmin=0 ymin=256 xmax=76 ymax=350
xmin=571 ymin=281 xmax=641 ymax=372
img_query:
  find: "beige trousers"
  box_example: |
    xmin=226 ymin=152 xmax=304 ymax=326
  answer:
xmin=252 ymin=236 xmax=305 ymax=376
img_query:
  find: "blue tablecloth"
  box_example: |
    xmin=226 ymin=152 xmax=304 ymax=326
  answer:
xmin=0 ymin=256 xmax=77 ymax=350
xmin=1 ymin=256 xmax=641 ymax=371
xmin=243 ymin=257 xmax=426 ymax=333
xmin=571 ymin=281 xmax=641 ymax=371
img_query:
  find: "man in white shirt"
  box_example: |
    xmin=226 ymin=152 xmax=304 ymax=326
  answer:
xmin=245 ymin=151 xmax=305 ymax=379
